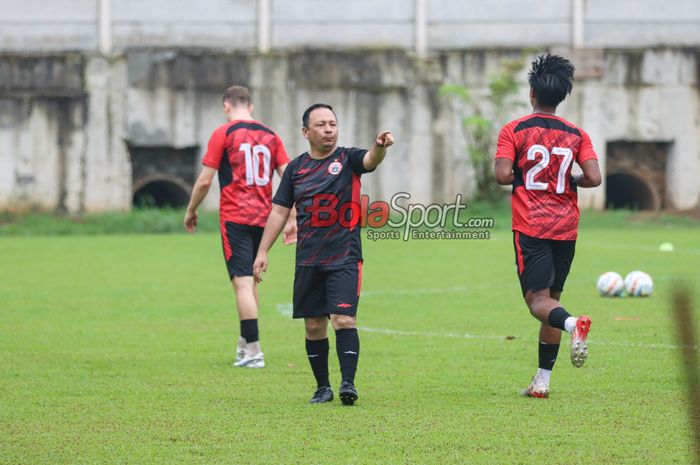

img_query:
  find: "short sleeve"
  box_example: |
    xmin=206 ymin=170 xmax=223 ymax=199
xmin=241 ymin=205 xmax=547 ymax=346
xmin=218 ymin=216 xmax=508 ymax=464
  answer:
xmin=202 ymin=126 xmax=227 ymax=169
xmin=577 ymin=129 xmax=598 ymax=164
xmin=495 ymin=123 xmax=516 ymax=161
xmin=347 ymin=147 xmax=371 ymax=175
xmin=272 ymin=159 xmax=295 ymax=208
xmin=273 ymin=134 xmax=290 ymax=168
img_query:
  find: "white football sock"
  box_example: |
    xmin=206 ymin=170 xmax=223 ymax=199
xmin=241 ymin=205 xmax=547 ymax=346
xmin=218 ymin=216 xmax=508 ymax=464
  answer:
xmin=245 ymin=341 xmax=261 ymax=356
xmin=237 ymin=336 xmax=246 ymax=352
xmin=534 ymin=368 xmax=552 ymax=386
xmin=564 ymin=317 xmax=577 ymax=333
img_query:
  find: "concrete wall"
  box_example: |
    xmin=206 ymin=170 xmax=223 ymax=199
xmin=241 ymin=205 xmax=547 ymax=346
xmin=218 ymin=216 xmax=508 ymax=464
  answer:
xmin=1 ymin=0 xmax=699 ymax=212
xmin=0 ymin=55 xmax=131 ymax=212
xmin=2 ymin=0 xmax=699 ymax=52
xmin=586 ymin=0 xmax=700 ymax=48
xmin=0 ymin=0 xmax=98 ymax=51
xmin=2 ymin=48 xmax=698 ymax=212
xmin=600 ymin=49 xmax=700 ymax=210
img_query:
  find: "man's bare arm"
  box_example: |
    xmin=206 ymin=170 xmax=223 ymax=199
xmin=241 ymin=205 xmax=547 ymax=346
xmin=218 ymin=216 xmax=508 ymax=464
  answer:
xmin=184 ymin=166 xmax=217 ymax=233
xmin=253 ymin=204 xmax=292 ymax=282
xmin=573 ymin=159 xmax=602 ymax=188
xmin=495 ymin=158 xmax=514 ymax=185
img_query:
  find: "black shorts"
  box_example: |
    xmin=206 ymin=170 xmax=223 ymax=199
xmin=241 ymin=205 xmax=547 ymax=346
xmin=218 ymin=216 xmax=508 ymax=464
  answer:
xmin=292 ymin=262 xmax=363 ymax=319
xmin=513 ymin=231 xmax=576 ymax=296
xmin=221 ymin=221 xmax=263 ymax=279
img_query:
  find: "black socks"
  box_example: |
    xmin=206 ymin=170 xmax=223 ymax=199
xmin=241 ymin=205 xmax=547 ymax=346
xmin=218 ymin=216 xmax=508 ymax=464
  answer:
xmin=547 ymin=307 xmax=572 ymax=331
xmin=240 ymin=319 xmax=259 ymax=343
xmin=306 ymin=338 xmax=330 ymax=388
xmin=538 ymin=342 xmax=560 ymax=370
xmin=335 ymin=328 xmax=360 ymax=384
xmin=306 ymin=329 xmax=360 ymax=388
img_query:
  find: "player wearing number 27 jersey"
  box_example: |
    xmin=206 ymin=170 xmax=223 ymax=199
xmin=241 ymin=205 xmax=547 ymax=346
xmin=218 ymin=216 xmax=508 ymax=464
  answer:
xmin=495 ymin=54 xmax=601 ymax=400
xmin=496 ymin=113 xmax=597 ymax=240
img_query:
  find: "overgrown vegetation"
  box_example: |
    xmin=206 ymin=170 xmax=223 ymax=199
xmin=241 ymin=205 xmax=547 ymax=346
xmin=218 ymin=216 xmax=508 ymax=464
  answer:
xmin=439 ymin=55 xmax=527 ymax=203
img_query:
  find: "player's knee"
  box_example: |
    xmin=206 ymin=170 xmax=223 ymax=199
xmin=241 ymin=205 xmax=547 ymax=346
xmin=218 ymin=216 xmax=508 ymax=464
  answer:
xmin=232 ymin=276 xmax=254 ymax=293
xmin=331 ymin=314 xmax=356 ymax=330
xmin=525 ymin=290 xmax=549 ymax=311
xmin=304 ymin=317 xmax=327 ymax=338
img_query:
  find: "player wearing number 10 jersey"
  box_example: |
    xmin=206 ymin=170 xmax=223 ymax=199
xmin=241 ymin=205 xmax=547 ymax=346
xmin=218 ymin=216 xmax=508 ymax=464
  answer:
xmin=495 ymin=54 xmax=602 ymax=398
xmin=184 ymin=85 xmax=291 ymax=369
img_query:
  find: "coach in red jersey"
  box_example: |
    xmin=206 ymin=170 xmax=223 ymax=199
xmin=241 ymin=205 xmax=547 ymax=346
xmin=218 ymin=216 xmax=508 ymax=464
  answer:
xmin=253 ymin=103 xmax=393 ymax=405
xmin=184 ymin=85 xmax=292 ymax=369
xmin=495 ymin=54 xmax=602 ymax=398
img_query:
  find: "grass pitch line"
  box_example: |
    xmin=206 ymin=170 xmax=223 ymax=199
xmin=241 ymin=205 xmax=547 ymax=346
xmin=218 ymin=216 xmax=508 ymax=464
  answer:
xmin=357 ymin=325 xmax=506 ymax=341
xmin=585 ymin=241 xmax=700 ymax=256
xmin=360 ymin=286 xmax=469 ymax=297
xmin=274 ymin=303 xmax=693 ymax=351
xmin=357 ymin=325 xmax=692 ymax=351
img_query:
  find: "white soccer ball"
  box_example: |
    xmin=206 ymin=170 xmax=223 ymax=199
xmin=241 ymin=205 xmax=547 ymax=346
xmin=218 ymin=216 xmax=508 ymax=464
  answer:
xmin=624 ymin=271 xmax=654 ymax=297
xmin=596 ymin=271 xmax=625 ymax=297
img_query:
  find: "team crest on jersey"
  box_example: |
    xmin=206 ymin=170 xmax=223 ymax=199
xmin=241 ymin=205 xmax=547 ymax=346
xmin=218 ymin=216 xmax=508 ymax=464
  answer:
xmin=328 ymin=160 xmax=342 ymax=175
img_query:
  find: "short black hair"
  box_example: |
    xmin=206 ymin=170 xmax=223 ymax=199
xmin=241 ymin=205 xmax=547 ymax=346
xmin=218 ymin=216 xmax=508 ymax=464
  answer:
xmin=302 ymin=103 xmax=336 ymax=128
xmin=528 ymin=54 xmax=575 ymax=107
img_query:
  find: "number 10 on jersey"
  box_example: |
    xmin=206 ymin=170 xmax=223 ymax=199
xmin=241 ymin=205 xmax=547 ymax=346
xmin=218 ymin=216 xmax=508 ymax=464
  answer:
xmin=240 ymin=143 xmax=272 ymax=186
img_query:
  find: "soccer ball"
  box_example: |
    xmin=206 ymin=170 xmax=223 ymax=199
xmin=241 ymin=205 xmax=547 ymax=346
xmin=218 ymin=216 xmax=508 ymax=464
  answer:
xmin=624 ymin=271 xmax=654 ymax=297
xmin=596 ymin=271 xmax=625 ymax=297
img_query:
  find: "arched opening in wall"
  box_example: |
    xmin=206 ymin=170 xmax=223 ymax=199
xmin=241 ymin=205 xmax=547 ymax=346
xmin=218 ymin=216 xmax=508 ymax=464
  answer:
xmin=605 ymin=140 xmax=671 ymax=210
xmin=128 ymin=144 xmax=199 ymax=209
xmin=605 ymin=173 xmax=656 ymax=210
xmin=133 ymin=176 xmax=190 ymax=209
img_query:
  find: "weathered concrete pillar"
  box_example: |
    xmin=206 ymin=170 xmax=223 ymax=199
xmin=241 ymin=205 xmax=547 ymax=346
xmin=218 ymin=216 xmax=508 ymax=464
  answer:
xmin=663 ymin=86 xmax=700 ymax=210
xmin=83 ymin=55 xmax=130 ymax=211
xmin=576 ymin=79 xmax=606 ymax=209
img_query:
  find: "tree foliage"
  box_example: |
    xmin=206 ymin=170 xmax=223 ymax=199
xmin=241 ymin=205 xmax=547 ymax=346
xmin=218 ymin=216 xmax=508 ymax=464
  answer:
xmin=439 ymin=55 xmax=527 ymax=203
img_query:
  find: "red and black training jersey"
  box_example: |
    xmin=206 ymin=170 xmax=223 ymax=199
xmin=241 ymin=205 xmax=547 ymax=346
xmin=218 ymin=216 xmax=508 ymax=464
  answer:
xmin=202 ymin=120 xmax=289 ymax=227
xmin=496 ymin=114 xmax=598 ymax=240
xmin=273 ymin=147 xmax=371 ymax=267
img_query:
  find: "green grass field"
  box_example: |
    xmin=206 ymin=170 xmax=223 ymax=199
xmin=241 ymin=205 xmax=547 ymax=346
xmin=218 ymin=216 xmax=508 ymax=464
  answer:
xmin=2 ymin=220 xmax=700 ymax=464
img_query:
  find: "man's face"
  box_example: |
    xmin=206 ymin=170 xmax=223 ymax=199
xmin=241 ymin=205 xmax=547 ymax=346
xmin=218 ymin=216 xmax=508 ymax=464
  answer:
xmin=303 ymin=108 xmax=338 ymax=153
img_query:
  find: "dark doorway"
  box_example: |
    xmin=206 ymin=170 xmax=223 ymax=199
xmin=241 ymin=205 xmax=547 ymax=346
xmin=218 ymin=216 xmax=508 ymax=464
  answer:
xmin=605 ymin=141 xmax=670 ymax=210
xmin=133 ymin=178 xmax=190 ymax=208
xmin=128 ymin=144 xmax=199 ymax=209
xmin=606 ymin=172 xmax=656 ymax=210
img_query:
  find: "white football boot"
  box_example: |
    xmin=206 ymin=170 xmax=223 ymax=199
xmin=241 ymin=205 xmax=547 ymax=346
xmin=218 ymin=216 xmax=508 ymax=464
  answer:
xmin=520 ymin=381 xmax=549 ymax=399
xmin=234 ymin=352 xmax=265 ymax=368
xmin=571 ymin=316 xmax=592 ymax=368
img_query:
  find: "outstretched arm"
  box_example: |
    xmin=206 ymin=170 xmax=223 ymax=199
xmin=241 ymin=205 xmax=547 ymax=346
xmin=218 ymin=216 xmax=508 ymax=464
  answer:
xmin=184 ymin=166 xmax=217 ymax=232
xmin=253 ymin=204 xmax=292 ymax=283
xmin=363 ymin=131 xmax=394 ymax=171
xmin=573 ymin=159 xmax=602 ymax=188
